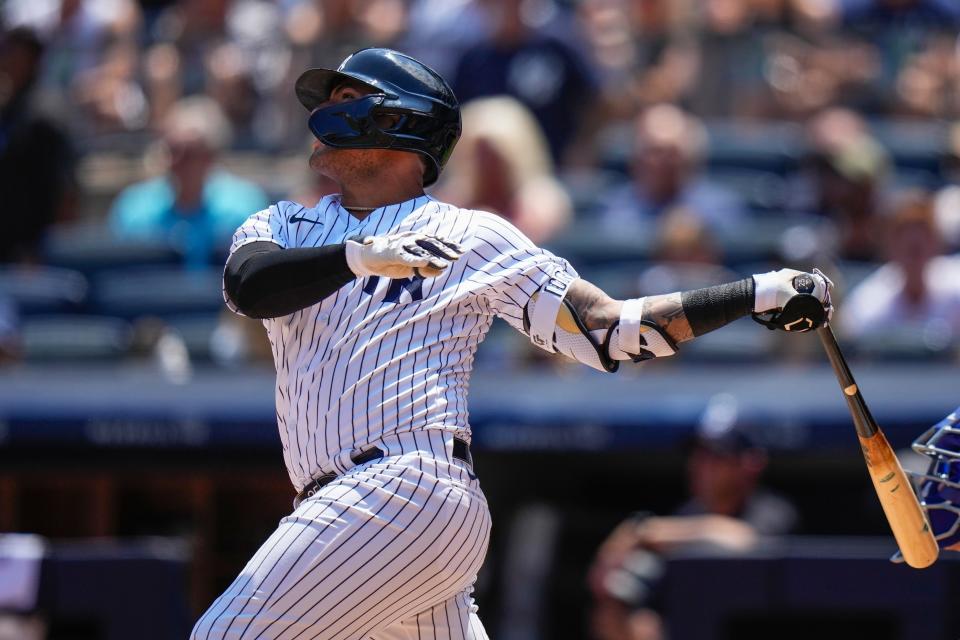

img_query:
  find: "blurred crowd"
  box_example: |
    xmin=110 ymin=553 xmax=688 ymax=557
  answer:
xmin=1 ymin=0 xmax=960 ymax=368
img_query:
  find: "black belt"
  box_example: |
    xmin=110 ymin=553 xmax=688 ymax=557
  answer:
xmin=294 ymin=437 xmax=472 ymax=508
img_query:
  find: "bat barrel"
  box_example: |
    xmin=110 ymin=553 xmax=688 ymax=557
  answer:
xmin=860 ymin=431 xmax=940 ymax=569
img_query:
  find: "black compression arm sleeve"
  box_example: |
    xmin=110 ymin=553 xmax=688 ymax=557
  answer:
xmin=680 ymin=278 xmax=755 ymax=337
xmin=224 ymin=241 xmax=356 ymax=319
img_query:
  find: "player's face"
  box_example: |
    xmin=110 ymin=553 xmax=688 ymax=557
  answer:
xmin=688 ymin=447 xmax=762 ymax=512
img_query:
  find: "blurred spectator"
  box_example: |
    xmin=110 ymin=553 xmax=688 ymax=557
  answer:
xmin=815 ymin=0 xmax=960 ymax=29
xmin=687 ymin=0 xmax=771 ymax=118
xmin=598 ymin=104 xmax=747 ymax=238
xmin=2 ymin=0 xmax=140 ymax=87
xmin=842 ymin=189 xmax=960 ymax=346
xmin=451 ymin=0 xmax=598 ymax=162
xmin=108 ymin=96 xmax=269 ymax=269
xmin=0 ymin=27 xmax=78 ymax=264
xmin=636 ymin=206 xmax=739 ymax=294
xmin=399 ymin=0 xmax=493 ymax=78
xmin=0 ymin=295 xmax=20 ymax=364
xmin=589 ymin=394 xmax=797 ymax=640
xmin=145 ymin=0 xmax=296 ymax=148
xmin=933 ymin=122 xmax=960 ymax=250
xmin=758 ymin=31 xmax=884 ymax=119
xmin=674 ymin=395 xmax=797 ymax=532
xmin=436 ymin=96 xmax=572 ymax=244
xmin=146 ymin=0 xmax=230 ymax=98
xmin=4 ymin=0 xmax=144 ymax=133
xmin=72 ymin=36 xmax=148 ymax=133
xmin=575 ymin=0 xmax=698 ymax=119
xmin=792 ymin=0 xmax=960 ymax=117
xmin=795 ymin=107 xmax=889 ymax=260
xmin=891 ymin=32 xmax=956 ymax=119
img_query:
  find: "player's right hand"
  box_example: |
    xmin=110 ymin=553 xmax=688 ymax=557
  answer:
xmin=344 ymin=231 xmax=464 ymax=279
xmin=751 ymin=267 xmax=833 ymax=332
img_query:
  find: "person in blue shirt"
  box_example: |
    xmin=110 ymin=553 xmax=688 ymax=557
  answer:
xmin=109 ymin=96 xmax=269 ymax=269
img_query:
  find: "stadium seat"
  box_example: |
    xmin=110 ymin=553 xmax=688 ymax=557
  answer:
xmin=0 ymin=266 xmax=88 ymax=315
xmin=546 ymin=222 xmax=655 ymax=266
xmin=704 ymin=120 xmax=805 ymax=175
xmin=575 ymin=261 xmax=649 ymax=299
xmin=163 ymin=312 xmax=224 ymax=362
xmin=92 ymin=267 xmax=224 ymax=319
xmin=872 ymin=119 xmax=947 ymax=176
xmin=706 ymin=168 xmax=789 ymax=213
xmin=21 ymin=315 xmax=133 ymax=361
xmin=43 ymin=224 xmax=183 ymax=276
xmin=851 ymin=327 xmax=956 ymax=363
xmin=679 ymin=316 xmax=776 ymax=362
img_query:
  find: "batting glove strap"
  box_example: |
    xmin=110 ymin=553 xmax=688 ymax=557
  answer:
xmin=344 ymin=237 xmax=376 ymax=277
xmin=610 ymin=298 xmax=678 ymax=361
xmin=752 ymin=270 xmax=785 ymax=314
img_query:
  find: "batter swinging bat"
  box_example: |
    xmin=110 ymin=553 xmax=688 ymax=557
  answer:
xmin=817 ymin=325 xmax=939 ymax=569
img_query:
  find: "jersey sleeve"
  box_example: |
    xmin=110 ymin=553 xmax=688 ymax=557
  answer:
xmin=223 ymin=203 xmax=291 ymax=315
xmin=464 ymin=212 xmax=578 ymax=338
xmin=228 ymin=203 xmax=291 ymax=254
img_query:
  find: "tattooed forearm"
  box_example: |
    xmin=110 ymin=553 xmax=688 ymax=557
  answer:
xmin=642 ymin=292 xmax=695 ymax=343
xmin=565 ymin=279 xmax=621 ymax=331
xmin=565 ymin=279 xmax=695 ymax=343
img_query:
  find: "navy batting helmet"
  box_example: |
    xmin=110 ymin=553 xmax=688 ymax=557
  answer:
xmin=295 ymin=48 xmax=461 ymax=187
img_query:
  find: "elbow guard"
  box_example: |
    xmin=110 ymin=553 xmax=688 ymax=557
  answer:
xmin=523 ymin=275 xmax=679 ymax=371
xmin=523 ymin=269 xmax=617 ymax=373
xmin=606 ymin=298 xmax=678 ymax=362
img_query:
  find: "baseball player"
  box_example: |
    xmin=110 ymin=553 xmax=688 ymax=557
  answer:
xmin=192 ymin=48 xmax=834 ymax=639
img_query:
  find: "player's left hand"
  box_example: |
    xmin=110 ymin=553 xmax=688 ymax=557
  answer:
xmin=751 ymin=268 xmax=833 ymax=332
xmin=345 ymin=231 xmax=464 ymax=279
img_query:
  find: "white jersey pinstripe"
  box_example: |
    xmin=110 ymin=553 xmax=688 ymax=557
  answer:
xmin=225 ymin=193 xmax=577 ymax=491
xmin=197 ymin=194 xmax=577 ymax=639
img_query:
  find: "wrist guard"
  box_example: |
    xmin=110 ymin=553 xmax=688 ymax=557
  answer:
xmin=607 ymin=297 xmax=678 ymax=361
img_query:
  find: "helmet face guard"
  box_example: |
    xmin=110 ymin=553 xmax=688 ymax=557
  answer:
xmin=911 ymin=409 xmax=960 ymax=552
xmin=308 ymin=95 xmax=395 ymax=149
xmin=308 ymin=94 xmax=458 ymax=173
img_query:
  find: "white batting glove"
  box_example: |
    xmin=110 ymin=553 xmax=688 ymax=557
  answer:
xmin=752 ymin=268 xmax=834 ymax=332
xmin=344 ymin=231 xmax=464 ymax=280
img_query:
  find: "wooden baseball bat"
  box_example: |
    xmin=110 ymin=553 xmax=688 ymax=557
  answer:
xmin=817 ymin=325 xmax=939 ymax=568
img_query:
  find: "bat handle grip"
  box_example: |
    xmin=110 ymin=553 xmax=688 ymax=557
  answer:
xmin=817 ymin=325 xmax=854 ymax=389
xmin=817 ymin=325 xmax=878 ymax=438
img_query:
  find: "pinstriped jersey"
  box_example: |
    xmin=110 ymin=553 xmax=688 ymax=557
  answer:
xmin=226 ymin=194 xmax=577 ymax=490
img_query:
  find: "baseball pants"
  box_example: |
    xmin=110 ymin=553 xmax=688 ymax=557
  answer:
xmin=191 ymin=432 xmax=491 ymax=640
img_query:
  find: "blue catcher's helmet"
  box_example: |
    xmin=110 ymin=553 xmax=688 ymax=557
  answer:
xmin=295 ymin=48 xmax=461 ymax=187
xmin=910 ymin=407 xmax=960 ymax=553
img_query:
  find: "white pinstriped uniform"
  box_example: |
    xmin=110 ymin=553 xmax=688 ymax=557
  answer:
xmin=193 ymin=194 xmax=578 ymax=639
